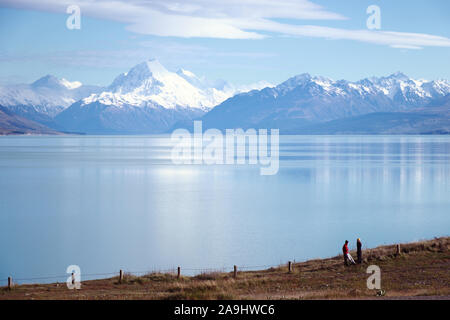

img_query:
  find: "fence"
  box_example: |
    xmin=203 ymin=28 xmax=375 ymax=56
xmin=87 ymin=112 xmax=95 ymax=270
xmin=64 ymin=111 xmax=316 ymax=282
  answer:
xmin=0 ymin=244 xmax=405 ymax=290
xmin=0 ymin=262 xmax=291 ymax=289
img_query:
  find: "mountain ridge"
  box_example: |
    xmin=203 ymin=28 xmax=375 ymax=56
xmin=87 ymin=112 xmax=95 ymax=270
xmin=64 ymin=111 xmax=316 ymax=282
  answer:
xmin=194 ymin=71 xmax=450 ymax=134
xmin=54 ymin=59 xmax=273 ymax=134
xmin=0 ymin=105 xmax=61 ymax=135
xmin=1 ymin=60 xmax=449 ymax=135
xmin=0 ymin=75 xmax=103 ymax=126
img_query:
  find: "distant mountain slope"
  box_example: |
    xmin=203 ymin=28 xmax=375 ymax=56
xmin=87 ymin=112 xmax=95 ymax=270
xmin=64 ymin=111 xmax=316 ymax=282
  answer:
xmin=2 ymin=64 xmax=449 ymax=135
xmin=197 ymin=73 xmax=450 ymax=132
xmin=291 ymin=110 xmax=449 ymax=135
xmin=0 ymin=75 xmax=103 ymax=125
xmin=55 ymin=100 xmax=205 ymax=134
xmin=284 ymin=94 xmax=450 ymax=134
xmin=0 ymin=106 xmax=60 ymax=135
xmin=55 ymin=60 xmax=273 ymax=134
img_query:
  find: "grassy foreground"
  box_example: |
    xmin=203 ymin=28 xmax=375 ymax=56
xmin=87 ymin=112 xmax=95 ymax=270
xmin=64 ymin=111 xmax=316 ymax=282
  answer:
xmin=1 ymin=237 xmax=449 ymax=300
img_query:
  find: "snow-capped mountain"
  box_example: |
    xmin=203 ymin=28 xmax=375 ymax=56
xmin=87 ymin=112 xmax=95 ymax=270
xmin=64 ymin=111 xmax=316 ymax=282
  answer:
xmin=275 ymin=72 xmax=449 ymax=107
xmin=0 ymin=59 xmax=273 ymax=134
xmin=83 ymin=60 xmax=221 ymax=110
xmin=199 ymin=72 xmax=450 ymax=132
xmin=80 ymin=60 xmax=272 ymax=110
xmin=357 ymin=72 xmax=450 ymax=105
xmin=2 ymin=61 xmax=448 ymax=135
xmin=0 ymin=75 xmax=103 ymax=125
xmin=55 ymin=59 xmax=273 ymax=134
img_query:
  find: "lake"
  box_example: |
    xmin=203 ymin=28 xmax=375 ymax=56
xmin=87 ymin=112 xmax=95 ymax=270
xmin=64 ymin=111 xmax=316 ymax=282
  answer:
xmin=0 ymin=135 xmax=449 ymax=284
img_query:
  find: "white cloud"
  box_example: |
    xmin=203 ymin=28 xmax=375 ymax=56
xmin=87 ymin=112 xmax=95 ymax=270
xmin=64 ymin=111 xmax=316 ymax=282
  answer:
xmin=0 ymin=43 xmax=276 ymax=70
xmin=1 ymin=0 xmax=450 ymax=48
xmin=249 ymin=22 xmax=450 ymax=49
xmin=390 ymin=45 xmax=423 ymax=50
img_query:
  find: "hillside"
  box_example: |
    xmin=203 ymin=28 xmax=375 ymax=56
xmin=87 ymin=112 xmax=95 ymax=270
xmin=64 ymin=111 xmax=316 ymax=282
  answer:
xmin=54 ymin=60 xmax=271 ymax=134
xmin=0 ymin=106 xmax=61 ymax=135
xmin=195 ymin=73 xmax=450 ymax=134
xmin=1 ymin=237 xmax=448 ymax=300
xmin=286 ymin=94 xmax=450 ymax=134
xmin=289 ymin=107 xmax=450 ymax=134
xmin=0 ymin=75 xmax=103 ymax=126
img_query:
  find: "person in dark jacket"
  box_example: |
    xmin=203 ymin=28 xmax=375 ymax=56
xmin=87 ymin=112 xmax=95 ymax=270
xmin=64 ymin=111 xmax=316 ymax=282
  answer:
xmin=342 ymin=240 xmax=356 ymax=266
xmin=357 ymin=238 xmax=363 ymax=264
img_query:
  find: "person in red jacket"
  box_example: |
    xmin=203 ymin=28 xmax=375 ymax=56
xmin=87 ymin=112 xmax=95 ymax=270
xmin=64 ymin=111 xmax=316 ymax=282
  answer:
xmin=343 ymin=240 xmax=356 ymax=266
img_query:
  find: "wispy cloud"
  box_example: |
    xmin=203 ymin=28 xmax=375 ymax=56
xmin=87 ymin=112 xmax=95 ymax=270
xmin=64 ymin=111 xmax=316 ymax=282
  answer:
xmin=138 ymin=40 xmax=276 ymax=60
xmin=1 ymin=0 xmax=450 ymax=48
xmin=0 ymin=43 xmax=276 ymax=70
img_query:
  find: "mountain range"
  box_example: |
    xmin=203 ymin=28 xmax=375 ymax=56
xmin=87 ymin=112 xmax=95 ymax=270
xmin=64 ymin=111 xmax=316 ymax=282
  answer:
xmin=198 ymin=72 xmax=450 ymax=133
xmin=0 ymin=60 xmax=272 ymax=134
xmin=0 ymin=75 xmax=103 ymax=127
xmin=0 ymin=59 xmax=449 ymax=135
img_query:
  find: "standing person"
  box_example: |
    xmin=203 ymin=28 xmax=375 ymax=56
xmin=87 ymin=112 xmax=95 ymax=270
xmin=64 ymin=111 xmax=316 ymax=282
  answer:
xmin=342 ymin=240 xmax=356 ymax=266
xmin=357 ymin=238 xmax=363 ymax=264
xmin=342 ymin=240 xmax=349 ymax=266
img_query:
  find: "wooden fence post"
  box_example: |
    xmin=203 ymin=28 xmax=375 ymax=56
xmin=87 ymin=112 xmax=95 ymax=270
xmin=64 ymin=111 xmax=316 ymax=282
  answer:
xmin=8 ymin=277 xmax=12 ymax=290
xmin=119 ymin=270 xmax=124 ymax=284
xmin=177 ymin=267 xmax=181 ymax=279
xmin=396 ymin=244 xmax=401 ymax=255
xmin=233 ymin=265 xmax=237 ymax=279
xmin=288 ymin=261 xmax=292 ymax=273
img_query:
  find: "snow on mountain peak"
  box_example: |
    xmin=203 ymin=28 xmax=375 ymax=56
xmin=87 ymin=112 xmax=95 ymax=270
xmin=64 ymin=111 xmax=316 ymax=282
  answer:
xmin=84 ymin=60 xmax=273 ymax=111
xmin=30 ymin=75 xmax=82 ymax=91
xmin=291 ymin=73 xmax=312 ymax=83
xmin=140 ymin=59 xmax=169 ymax=76
xmin=86 ymin=61 xmax=224 ymax=110
xmin=388 ymin=71 xmax=409 ymax=81
xmin=60 ymin=78 xmax=82 ymax=90
xmin=0 ymin=75 xmax=101 ymax=118
xmin=177 ymin=68 xmax=196 ymax=78
xmin=267 ymin=71 xmax=450 ymax=104
xmin=176 ymin=68 xmax=209 ymax=90
xmin=31 ymin=75 xmax=65 ymax=89
xmin=278 ymin=73 xmax=312 ymax=91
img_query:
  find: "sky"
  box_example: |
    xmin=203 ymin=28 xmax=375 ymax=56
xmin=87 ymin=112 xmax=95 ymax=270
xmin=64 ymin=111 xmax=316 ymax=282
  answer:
xmin=0 ymin=0 xmax=449 ymax=86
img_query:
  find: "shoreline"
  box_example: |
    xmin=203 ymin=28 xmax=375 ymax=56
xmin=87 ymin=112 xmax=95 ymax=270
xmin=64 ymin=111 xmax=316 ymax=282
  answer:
xmin=2 ymin=132 xmax=450 ymax=136
xmin=1 ymin=237 xmax=449 ymax=300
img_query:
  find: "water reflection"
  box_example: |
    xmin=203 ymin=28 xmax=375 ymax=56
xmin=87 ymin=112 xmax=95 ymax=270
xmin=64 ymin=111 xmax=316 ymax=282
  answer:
xmin=0 ymin=135 xmax=449 ymax=283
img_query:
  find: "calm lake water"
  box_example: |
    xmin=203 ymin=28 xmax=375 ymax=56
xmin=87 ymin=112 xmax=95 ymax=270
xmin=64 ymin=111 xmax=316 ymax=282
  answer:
xmin=0 ymin=135 xmax=449 ymax=284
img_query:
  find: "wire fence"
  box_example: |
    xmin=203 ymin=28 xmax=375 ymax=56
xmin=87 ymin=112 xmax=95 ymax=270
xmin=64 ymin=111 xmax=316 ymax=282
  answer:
xmin=0 ymin=262 xmax=288 ymax=287
xmin=1 ymin=242 xmax=414 ymax=287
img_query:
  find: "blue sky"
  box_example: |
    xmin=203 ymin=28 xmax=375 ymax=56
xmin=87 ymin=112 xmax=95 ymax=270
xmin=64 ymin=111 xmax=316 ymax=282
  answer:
xmin=0 ymin=0 xmax=449 ymax=86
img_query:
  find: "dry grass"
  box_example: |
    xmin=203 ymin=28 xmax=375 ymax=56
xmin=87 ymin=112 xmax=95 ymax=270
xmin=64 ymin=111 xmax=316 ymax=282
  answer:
xmin=1 ymin=237 xmax=449 ymax=300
